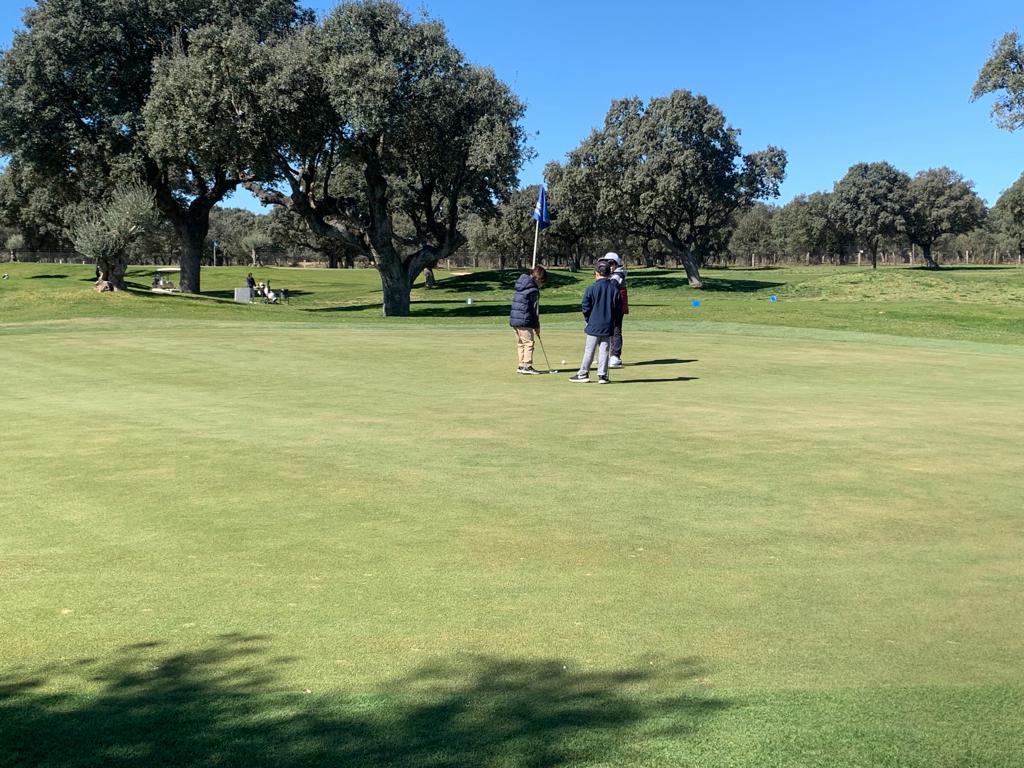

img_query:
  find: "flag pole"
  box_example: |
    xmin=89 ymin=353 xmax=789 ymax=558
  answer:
xmin=531 ymin=183 xmax=548 ymax=269
xmin=531 ymin=218 xmax=540 ymax=269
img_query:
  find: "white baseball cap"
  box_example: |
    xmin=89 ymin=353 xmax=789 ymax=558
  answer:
xmin=603 ymin=252 xmax=621 ymax=265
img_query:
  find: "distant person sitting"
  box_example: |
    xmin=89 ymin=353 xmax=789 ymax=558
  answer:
xmin=265 ymin=285 xmax=279 ymax=304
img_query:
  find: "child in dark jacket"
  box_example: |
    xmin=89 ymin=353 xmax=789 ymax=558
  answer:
xmin=569 ymin=260 xmax=623 ymax=384
xmin=604 ymin=252 xmax=628 ymax=367
xmin=508 ymin=266 xmax=547 ymax=374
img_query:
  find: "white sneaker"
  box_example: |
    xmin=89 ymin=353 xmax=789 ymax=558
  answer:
xmin=609 ymin=356 xmax=623 ymax=368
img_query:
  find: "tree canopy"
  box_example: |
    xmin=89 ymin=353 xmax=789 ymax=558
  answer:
xmin=904 ymin=168 xmax=986 ymax=268
xmin=973 ymin=32 xmax=1024 ymax=131
xmin=0 ymin=0 xmax=311 ymax=292
xmin=558 ymin=90 xmax=786 ymax=287
xmin=830 ymin=162 xmax=911 ymax=268
xmin=237 ymin=0 xmax=528 ymax=315
xmin=993 ymin=172 xmax=1024 ymax=258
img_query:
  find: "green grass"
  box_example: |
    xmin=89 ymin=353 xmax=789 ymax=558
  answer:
xmin=1 ymin=263 xmax=1022 ymax=766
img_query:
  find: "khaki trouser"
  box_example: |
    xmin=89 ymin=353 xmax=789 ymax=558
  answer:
xmin=514 ymin=328 xmax=535 ymax=367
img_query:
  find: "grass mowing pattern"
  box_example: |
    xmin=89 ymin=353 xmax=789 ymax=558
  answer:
xmin=1 ymin=265 xmax=1023 ymax=766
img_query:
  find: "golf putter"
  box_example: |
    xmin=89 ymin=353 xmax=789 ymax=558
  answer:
xmin=536 ymin=332 xmax=553 ymax=373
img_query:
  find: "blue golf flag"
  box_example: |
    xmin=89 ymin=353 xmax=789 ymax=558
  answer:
xmin=532 ymin=185 xmax=551 ymax=230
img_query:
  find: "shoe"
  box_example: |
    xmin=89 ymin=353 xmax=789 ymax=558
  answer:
xmin=598 ymin=375 xmax=611 ymax=384
xmin=520 ymin=366 xmax=541 ymax=375
xmin=516 ymin=366 xmax=525 ymax=374
xmin=609 ymin=356 xmax=623 ymax=368
xmin=568 ymin=373 xmax=589 ymax=383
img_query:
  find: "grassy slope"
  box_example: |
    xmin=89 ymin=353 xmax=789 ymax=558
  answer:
xmin=1 ymin=264 xmax=1022 ymax=766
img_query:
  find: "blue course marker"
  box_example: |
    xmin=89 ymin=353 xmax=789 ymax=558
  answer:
xmin=691 ymin=299 xmax=701 ymax=308
xmin=769 ymin=294 xmax=778 ymax=302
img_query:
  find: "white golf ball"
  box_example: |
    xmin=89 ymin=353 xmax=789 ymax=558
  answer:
xmin=561 ymin=359 xmax=566 ymax=364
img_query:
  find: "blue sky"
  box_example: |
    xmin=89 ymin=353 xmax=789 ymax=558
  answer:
xmin=1 ymin=1 xmax=1021 ymax=208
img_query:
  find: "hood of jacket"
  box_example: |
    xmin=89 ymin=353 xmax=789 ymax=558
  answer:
xmin=514 ymin=274 xmax=538 ymax=293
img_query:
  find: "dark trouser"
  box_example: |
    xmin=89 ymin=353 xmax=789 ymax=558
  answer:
xmin=611 ymin=324 xmax=623 ymax=358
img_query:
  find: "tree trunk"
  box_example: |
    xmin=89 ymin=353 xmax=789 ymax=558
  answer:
xmin=679 ymin=250 xmax=704 ymax=288
xmin=327 ymin=252 xmax=339 ymax=269
xmin=921 ymin=243 xmax=940 ymax=269
xmin=96 ymin=256 xmax=128 ymax=290
xmin=378 ymin=260 xmax=413 ymax=316
xmin=174 ymin=219 xmax=206 ymax=294
xmin=642 ymin=240 xmax=655 ymax=268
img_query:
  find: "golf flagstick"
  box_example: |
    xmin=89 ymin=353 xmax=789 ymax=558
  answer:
xmin=531 ymin=185 xmax=549 ymax=269
xmin=531 ymin=218 xmax=540 ymax=269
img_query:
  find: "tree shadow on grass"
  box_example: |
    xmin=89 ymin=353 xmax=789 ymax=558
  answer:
xmin=912 ymin=265 xmax=1018 ymax=271
xmin=413 ymin=300 xmax=579 ymax=319
xmin=434 ymin=269 xmax=578 ymax=293
xmin=0 ymin=635 xmax=730 ymax=768
xmin=628 ymin=274 xmax=692 ymax=290
xmin=615 ymin=377 xmax=698 ymax=384
xmin=305 ymin=302 xmax=381 ymax=313
xmin=26 ymin=273 xmax=71 ymax=280
xmin=628 ymin=359 xmax=698 ymax=367
xmin=700 ymin=277 xmax=785 ymax=292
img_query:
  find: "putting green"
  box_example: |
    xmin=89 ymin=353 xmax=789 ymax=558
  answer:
xmin=2 ymin=316 xmax=1022 ymax=766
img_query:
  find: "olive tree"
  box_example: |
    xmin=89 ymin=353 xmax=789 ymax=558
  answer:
xmin=73 ymin=185 xmax=159 ymax=290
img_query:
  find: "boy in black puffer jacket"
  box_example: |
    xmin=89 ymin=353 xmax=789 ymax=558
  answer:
xmin=508 ymin=266 xmax=547 ymax=374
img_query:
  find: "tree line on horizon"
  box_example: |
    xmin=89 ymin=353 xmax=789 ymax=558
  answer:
xmin=1 ymin=1 xmax=1022 ymax=312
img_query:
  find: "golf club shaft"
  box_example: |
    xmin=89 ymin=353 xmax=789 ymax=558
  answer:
xmin=536 ymin=331 xmax=552 ymax=372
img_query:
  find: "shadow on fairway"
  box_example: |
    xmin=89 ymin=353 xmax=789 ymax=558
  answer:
xmin=306 ymin=302 xmax=381 ymax=312
xmin=0 ymin=635 xmax=729 ymax=768
xmin=701 ymin=277 xmax=785 ymax=292
xmin=26 ymin=273 xmax=71 ymax=280
xmin=629 ymin=359 xmax=698 ymax=367
xmin=911 ymin=265 xmax=1017 ymax=271
xmin=433 ymin=269 xmax=579 ymax=293
xmin=414 ymin=300 xmax=579 ymax=318
xmin=616 ymin=376 xmax=698 ymax=384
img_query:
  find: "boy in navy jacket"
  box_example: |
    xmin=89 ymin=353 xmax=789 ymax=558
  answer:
xmin=569 ymin=260 xmax=623 ymax=384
